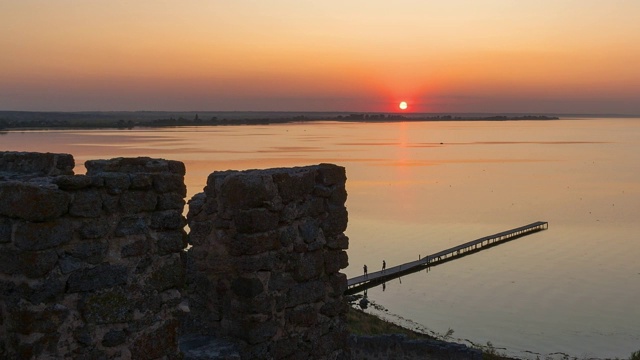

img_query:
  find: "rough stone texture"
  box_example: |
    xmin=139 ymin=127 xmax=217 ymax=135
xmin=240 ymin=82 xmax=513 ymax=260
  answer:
xmin=186 ymin=164 xmax=350 ymax=360
xmin=349 ymin=334 xmax=482 ymax=360
xmin=0 ymin=152 xmax=186 ymax=359
xmin=1 ymin=152 xmax=353 ymax=360
xmin=0 ymin=151 xmax=74 ymax=180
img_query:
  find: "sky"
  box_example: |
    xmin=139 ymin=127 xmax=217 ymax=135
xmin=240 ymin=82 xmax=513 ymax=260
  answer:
xmin=1 ymin=0 xmax=639 ymax=114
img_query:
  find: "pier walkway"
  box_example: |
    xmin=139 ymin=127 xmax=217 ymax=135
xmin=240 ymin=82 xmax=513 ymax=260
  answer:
xmin=346 ymin=221 xmax=548 ymax=294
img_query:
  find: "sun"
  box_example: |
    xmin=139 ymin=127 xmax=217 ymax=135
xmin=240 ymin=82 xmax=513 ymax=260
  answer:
xmin=398 ymin=101 xmax=408 ymax=110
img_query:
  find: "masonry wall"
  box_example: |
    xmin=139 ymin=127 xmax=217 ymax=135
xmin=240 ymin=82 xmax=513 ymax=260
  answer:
xmin=0 ymin=152 xmax=187 ymax=359
xmin=186 ymin=165 xmax=351 ymax=359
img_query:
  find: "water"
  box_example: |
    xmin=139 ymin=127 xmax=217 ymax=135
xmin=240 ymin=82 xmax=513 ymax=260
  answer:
xmin=2 ymin=118 xmax=639 ymax=358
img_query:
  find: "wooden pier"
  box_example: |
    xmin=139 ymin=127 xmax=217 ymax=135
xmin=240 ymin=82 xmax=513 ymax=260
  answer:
xmin=345 ymin=221 xmax=548 ymax=295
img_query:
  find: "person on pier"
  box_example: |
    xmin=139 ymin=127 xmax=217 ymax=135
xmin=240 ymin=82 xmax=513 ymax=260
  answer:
xmin=382 ymin=260 xmax=386 ymax=272
xmin=363 ymin=264 xmax=368 ymax=277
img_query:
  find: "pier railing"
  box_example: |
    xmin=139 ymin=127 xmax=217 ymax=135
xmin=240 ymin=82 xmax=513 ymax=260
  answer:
xmin=346 ymin=221 xmax=548 ymax=294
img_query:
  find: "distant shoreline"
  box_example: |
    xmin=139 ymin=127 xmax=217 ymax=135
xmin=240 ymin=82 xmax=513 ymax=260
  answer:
xmin=0 ymin=111 xmax=560 ymax=131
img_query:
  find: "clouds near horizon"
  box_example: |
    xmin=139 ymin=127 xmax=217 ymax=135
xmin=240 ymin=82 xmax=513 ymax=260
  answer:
xmin=1 ymin=1 xmax=639 ymax=114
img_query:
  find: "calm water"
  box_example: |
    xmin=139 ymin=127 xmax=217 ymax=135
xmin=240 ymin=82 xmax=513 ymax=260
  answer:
xmin=2 ymin=119 xmax=639 ymax=358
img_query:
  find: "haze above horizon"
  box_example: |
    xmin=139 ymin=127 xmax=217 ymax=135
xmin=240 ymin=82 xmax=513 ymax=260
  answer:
xmin=2 ymin=1 xmax=639 ymax=114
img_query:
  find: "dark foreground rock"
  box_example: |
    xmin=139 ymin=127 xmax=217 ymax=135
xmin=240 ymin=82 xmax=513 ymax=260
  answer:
xmin=350 ymin=334 xmax=482 ymax=360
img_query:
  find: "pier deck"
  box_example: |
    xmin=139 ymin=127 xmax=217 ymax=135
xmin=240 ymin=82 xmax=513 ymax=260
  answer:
xmin=346 ymin=221 xmax=548 ymax=294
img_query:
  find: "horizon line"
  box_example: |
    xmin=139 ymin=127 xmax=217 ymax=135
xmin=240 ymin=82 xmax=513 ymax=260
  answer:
xmin=1 ymin=110 xmax=639 ymax=117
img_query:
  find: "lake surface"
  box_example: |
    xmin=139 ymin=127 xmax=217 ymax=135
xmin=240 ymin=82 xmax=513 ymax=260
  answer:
xmin=2 ymin=118 xmax=639 ymax=358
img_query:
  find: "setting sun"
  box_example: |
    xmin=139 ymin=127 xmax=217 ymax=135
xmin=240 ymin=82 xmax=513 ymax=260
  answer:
xmin=399 ymin=101 xmax=408 ymax=110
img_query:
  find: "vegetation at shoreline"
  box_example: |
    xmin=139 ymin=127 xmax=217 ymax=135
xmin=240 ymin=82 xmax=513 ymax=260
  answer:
xmin=347 ymin=306 xmax=517 ymax=359
xmin=347 ymin=306 xmax=436 ymax=340
xmin=347 ymin=306 xmax=639 ymax=360
xmin=0 ymin=110 xmax=559 ymax=131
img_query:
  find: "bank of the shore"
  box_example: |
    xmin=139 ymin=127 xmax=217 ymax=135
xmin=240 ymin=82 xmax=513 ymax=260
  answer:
xmin=347 ymin=306 xmax=513 ymax=359
xmin=347 ymin=306 xmax=640 ymax=360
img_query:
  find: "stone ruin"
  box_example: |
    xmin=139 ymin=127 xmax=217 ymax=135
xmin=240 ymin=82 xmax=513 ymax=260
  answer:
xmin=0 ymin=151 xmax=350 ymax=359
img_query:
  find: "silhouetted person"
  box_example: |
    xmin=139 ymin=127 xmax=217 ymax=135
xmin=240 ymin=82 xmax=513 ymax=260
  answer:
xmin=382 ymin=260 xmax=386 ymax=272
xmin=363 ymin=264 xmax=368 ymax=277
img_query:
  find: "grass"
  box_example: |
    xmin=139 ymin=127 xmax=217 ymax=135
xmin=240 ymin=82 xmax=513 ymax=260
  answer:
xmin=347 ymin=306 xmax=519 ymax=360
xmin=347 ymin=306 xmax=640 ymax=360
xmin=346 ymin=306 xmax=435 ymax=340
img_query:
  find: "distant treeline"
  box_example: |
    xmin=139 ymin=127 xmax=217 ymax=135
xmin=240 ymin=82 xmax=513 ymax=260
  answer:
xmin=0 ymin=111 xmax=559 ymax=130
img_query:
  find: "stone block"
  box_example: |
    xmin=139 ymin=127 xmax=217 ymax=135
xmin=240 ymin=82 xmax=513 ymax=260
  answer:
xmin=100 ymin=193 xmax=120 ymax=213
xmin=187 ymin=220 xmax=213 ymax=246
xmin=73 ymin=326 xmax=94 ymax=346
xmin=69 ymin=189 xmax=103 ymax=217
xmin=286 ymin=280 xmax=325 ymax=308
xmin=157 ymin=193 xmax=185 ymax=210
xmin=324 ymin=250 xmax=349 ymax=274
xmin=157 ymin=231 xmax=187 ymax=255
xmin=101 ymin=173 xmax=131 ymax=194
xmin=8 ymin=304 xmax=69 ymax=334
xmin=66 ymin=240 xmax=108 ymax=264
xmin=320 ymin=299 xmax=348 ymax=317
xmin=326 ymin=233 xmax=349 ymax=250
xmin=293 ymin=250 xmax=324 ymax=282
xmin=121 ymin=239 xmax=151 ymax=258
xmin=316 ymin=164 xmax=346 ymax=186
xmin=115 ymin=216 xmax=147 ymax=237
xmin=58 ymin=253 xmax=84 ymax=274
xmin=268 ymin=272 xmax=296 ymax=292
xmin=232 ymin=253 xmax=277 ymax=273
xmin=153 ymin=173 xmax=186 ymax=196
xmin=329 ymin=184 xmax=348 ymax=207
xmin=168 ymin=160 xmax=186 ymax=176
xmin=150 ymin=210 xmax=184 ymax=230
xmin=54 ymin=174 xmax=92 ymax=190
xmin=231 ymin=277 xmax=264 ymax=299
xmin=16 ymin=275 xmax=65 ymax=305
xmin=135 ymin=256 xmax=153 ymax=274
xmin=272 ymin=337 xmax=301 ymax=359
xmin=0 ymin=151 xmax=74 ymax=176
xmin=234 ymin=208 xmax=279 ymax=234
xmin=120 ymin=190 xmax=157 ymax=213
xmin=219 ymin=173 xmax=278 ymax=210
xmin=327 ymin=273 xmax=348 ymax=297
xmin=14 ymin=220 xmax=72 ymax=251
xmin=67 ymin=264 xmax=128 ymax=293
xmin=230 ymin=231 xmax=280 ymax=256
xmin=130 ymin=320 xmax=179 ymax=360
xmin=86 ymin=157 xmax=183 ymax=175
xmin=150 ymin=260 xmax=184 ymax=291
xmin=278 ymin=225 xmax=298 ymax=248
xmin=130 ymin=173 xmax=153 ymax=189
xmin=0 ymin=248 xmax=58 ymax=278
xmin=78 ymin=218 xmax=112 ymax=239
xmin=299 ymin=220 xmax=321 ymax=244
xmin=229 ymin=319 xmax=278 ymax=345
xmin=0 ymin=217 xmax=12 ymax=243
xmin=81 ymin=288 xmax=133 ymax=324
xmin=102 ymin=329 xmax=127 ymax=347
xmin=0 ymin=182 xmax=70 ymax=221
xmin=272 ymin=168 xmax=315 ymax=203
xmin=287 ymin=304 xmax=318 ymax=326
xmin=320 ymin=206 xmax=348 ymax=237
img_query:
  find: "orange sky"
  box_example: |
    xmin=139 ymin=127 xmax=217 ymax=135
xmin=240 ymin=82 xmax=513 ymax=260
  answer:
xmin=1 ymin=1 xmax=639 ymax=113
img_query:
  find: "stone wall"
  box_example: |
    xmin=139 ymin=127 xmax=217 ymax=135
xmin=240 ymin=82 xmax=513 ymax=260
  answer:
xmin=186 ymin=165 xmax=351 ymax=359
xmin=0 ymin=152 xmax=353 ymax=359
xmin=0 ymin=153 xmax=187 ymax=359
